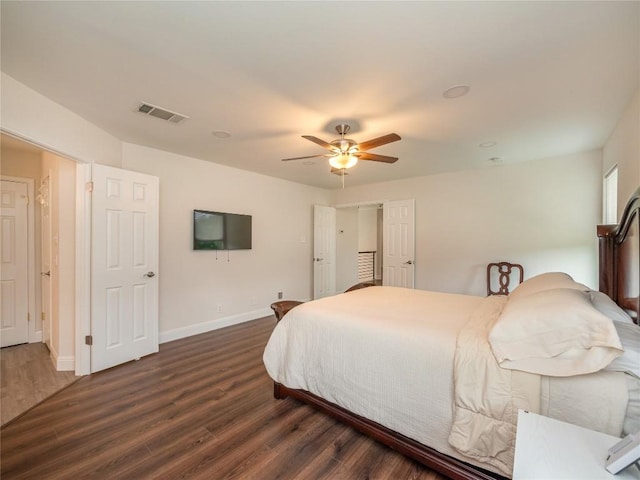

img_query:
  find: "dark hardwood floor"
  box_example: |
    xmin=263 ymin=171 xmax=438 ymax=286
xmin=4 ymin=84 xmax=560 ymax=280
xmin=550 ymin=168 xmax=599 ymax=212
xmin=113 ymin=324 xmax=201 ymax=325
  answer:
xmin=1 ymin=317 xmax=445 ymax=479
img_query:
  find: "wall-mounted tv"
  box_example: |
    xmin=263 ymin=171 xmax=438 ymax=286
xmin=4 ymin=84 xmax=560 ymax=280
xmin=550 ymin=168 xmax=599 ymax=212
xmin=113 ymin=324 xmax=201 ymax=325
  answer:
xmin=193 ymin=209 xmax=252 ymax=250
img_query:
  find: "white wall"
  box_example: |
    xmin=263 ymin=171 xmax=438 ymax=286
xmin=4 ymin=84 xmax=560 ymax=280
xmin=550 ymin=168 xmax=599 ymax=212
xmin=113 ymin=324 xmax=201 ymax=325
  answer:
xmin=0 ymin=73 xmax=122 ymax=167
xmin=121 ymin=143 xmax=330 ymax=341
xmin=331 ymin=150 xmax=602 ymax=296
xmin=358 ymin=207 xmax=378 ymax=252
xmin=603 ymin=87 xmax=640 ymax=219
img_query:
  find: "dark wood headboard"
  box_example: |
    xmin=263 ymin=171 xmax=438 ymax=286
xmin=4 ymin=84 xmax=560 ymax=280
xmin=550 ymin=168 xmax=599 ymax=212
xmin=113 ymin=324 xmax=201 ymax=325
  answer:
xmin=598 ymin=187 xmax=640 ymax=323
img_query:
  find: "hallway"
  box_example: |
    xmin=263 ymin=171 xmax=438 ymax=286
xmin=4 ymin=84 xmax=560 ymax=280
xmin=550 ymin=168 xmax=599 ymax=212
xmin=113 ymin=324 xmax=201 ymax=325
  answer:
xmin=1 ymin=343 xmax=77 ymax=425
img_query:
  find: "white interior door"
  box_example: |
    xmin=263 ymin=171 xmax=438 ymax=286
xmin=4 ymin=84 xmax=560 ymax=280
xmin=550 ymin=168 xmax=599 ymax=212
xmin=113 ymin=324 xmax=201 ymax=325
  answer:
xmin=40 ymin=175 xmax=52 ymax=349
xmin=313 ymin=205 xmax=336 ymax=299
xmin=383 ymin=199 xmax=415 ymax=288
xmin=0 ymin=180 xmax=29 ymax=347
xmin=91 ymin=164 xmax=159 ymax=372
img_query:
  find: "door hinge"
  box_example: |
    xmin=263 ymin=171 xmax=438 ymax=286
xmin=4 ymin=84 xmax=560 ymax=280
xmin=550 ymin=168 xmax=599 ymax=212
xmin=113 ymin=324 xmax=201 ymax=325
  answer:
xmin=41 ymin=311 xmax=45 ymax=321
xmin=85 ymin=335 xmax=93 ymax=346
xmin=28 ymin=313 xmax=31 ymax=322
xmin=25 ymin=195 xmax=30 ymax=205
xmin=86 ymin=181 xmax=94 ymax=192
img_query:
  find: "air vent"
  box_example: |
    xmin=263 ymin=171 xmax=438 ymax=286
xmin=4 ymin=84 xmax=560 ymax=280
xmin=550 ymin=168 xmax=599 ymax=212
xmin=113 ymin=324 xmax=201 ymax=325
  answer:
xmin=135 ymin=102 xmax=189 ymax=124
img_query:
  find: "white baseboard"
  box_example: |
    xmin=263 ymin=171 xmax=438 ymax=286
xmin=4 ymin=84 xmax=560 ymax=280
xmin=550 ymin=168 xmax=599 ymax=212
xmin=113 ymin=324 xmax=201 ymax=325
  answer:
xmin=55 ymin=355 xmax=76 ymax=371
xmin=159 ymin=307 xmax=273 ymax=344
xmin=47 ymin=344 xmax=75 ymax=371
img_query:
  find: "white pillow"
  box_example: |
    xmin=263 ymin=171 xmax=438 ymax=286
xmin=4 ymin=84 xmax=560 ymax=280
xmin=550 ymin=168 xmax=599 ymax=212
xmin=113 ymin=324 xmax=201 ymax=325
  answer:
xmin=587 ymin=290 xmax=634 ymax=324
xmin=489 ymin=288 xmax=623 ymax=376
xmin=509 ymin=272 xmax=587 ymax=301
xmin=605 ymin=321 xmax=640 ymax=378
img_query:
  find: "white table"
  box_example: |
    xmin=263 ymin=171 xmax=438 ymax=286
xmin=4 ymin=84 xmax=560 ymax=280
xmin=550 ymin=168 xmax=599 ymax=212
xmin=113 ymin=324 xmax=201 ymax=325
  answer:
xmin=513 ymin=410 xmax=640 ymax=479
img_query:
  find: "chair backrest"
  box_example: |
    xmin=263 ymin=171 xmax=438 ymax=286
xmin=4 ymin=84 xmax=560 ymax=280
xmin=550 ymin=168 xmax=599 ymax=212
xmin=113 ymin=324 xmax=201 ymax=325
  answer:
xmin=487 ymin=262 xmax=524 ymax=296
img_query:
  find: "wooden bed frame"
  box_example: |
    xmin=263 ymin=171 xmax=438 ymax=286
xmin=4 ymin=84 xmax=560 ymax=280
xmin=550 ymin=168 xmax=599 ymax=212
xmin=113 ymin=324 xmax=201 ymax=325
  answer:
xmin=272 ymin=187 xmax=640 ymax=480
xmin=598 ymin=187 xmax=640 ymax=323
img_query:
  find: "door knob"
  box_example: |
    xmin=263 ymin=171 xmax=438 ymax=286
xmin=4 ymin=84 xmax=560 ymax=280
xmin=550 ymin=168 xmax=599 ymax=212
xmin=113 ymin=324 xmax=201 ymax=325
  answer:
xmin=144 ymin=271 xmax=156 ymax=278
xmin=404 ymin=260 xmax=414 ymax=265
xmin=41 ymin=271 xmax=51 ymax=277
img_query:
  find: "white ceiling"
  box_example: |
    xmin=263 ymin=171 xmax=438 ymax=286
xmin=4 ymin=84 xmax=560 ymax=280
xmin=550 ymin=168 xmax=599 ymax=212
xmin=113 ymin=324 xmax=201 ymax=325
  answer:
xmin=1 ymin=1 xmax=638 ymax=189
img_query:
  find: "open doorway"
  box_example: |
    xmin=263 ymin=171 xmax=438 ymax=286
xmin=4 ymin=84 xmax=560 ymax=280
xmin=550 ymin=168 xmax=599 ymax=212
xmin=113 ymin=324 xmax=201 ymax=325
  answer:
xmin=335 ymin=204 xmax=383 ymax=292
xmin=0 ymin=133 xmax=78 ymax=424
xmin=330 ymin=199 xmax=415 ymax=292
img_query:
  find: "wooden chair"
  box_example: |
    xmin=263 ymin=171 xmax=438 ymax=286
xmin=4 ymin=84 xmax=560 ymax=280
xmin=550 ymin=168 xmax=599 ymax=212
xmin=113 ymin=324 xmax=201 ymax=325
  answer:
xmin=270 ymin=282 xmax=377 ymax=322
xmin=270 ymin=300 xmax=304 ymax=322
xmin=487 ymin=261 xmax=524 ymax=296
xmin=344 ymin=281 xmax=376 ymax=292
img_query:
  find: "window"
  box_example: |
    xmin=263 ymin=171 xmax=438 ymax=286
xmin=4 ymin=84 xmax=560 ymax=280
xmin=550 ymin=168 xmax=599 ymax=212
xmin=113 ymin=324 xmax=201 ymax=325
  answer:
xmin=603 ymin=165 xmax=618 ymax=224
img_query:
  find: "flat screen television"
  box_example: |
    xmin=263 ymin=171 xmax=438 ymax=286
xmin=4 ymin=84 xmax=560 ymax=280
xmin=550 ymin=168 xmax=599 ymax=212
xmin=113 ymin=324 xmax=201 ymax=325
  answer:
xmin=193 ymin=209 xmax=252 ymax=250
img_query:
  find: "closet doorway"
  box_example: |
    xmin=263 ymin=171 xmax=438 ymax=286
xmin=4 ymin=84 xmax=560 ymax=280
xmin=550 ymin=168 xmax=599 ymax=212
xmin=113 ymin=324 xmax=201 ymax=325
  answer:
xmin=333 ymin=199 xmax=415 ymax=292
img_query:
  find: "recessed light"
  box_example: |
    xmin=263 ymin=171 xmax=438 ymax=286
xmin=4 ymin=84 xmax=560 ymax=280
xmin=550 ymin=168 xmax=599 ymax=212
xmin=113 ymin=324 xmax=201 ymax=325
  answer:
xmin=479 ymin=141 xmax=497 ymax=148
xmin=212 ymin=130 xmax=231 ymax=138
xmin=443 ymin=85 xmax=470 ymax=99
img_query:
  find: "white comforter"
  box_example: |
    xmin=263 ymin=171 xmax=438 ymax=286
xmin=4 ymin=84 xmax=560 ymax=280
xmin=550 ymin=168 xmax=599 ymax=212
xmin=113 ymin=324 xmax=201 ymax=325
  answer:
xmin=262 ymin=286 xmax=630 ymax=477
xmin=263 ymin=286 xmax=484 ymax=464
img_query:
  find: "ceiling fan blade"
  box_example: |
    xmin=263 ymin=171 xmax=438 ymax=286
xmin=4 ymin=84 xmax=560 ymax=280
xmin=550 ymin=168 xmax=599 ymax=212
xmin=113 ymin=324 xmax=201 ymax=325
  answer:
xmin=302 ymin=135 xmax=335 ymax=150
xmin=356 ymin=133 xmax=401 ymax=151
xmin=356 ymin=152 xmax=398 ymax=163
xmin=281 ymin=154 xmax=329 ymax=161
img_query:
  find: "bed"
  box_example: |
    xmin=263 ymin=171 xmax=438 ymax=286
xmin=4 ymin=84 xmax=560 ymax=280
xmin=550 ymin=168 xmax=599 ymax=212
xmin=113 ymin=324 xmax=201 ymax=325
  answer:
xmin=263 ymin=188 xmax=640 ymax=480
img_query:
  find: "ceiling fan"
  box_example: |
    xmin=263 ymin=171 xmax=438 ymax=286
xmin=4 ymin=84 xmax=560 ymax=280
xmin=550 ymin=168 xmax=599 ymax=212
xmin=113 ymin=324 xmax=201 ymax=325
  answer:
xmin=282 ymin=124 xmax=401 ymax=172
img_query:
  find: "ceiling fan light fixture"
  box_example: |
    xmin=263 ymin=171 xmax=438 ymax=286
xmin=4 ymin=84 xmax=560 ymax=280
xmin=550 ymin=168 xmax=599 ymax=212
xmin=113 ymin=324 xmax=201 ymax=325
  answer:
xmin=283 ymin=123 xmax=400 ymax=173
xmin=329 ymin=153 xmax=358 ymax=169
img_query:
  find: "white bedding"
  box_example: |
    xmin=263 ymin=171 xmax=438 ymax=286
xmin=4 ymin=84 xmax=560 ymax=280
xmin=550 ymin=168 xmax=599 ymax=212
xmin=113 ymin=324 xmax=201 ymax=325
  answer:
xmin=263 ymin=286 xmax=482 ymax=455
xmin=262 ymin=286 xmax=630 ymax=477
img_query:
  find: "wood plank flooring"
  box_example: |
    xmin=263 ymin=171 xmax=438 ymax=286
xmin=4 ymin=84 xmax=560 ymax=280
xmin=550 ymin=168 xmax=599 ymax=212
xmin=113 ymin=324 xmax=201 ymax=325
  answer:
xmin=1 ymin=317 xmax=446 ymax=479
xmin=1 ymin=342 xmax=77 ymax=425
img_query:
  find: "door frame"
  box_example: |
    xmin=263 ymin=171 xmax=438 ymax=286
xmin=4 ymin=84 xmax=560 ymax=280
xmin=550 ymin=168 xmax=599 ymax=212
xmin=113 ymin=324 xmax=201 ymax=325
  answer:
xmin=0 ymin=175 xmax=39 ymax=343
xmin=1 ymin=130 xmax=90 ymax=374
xmin=76 ymin=163 xmax=92 ymax=375
xmin=40 ymin=173 xmax=52 ymax=348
